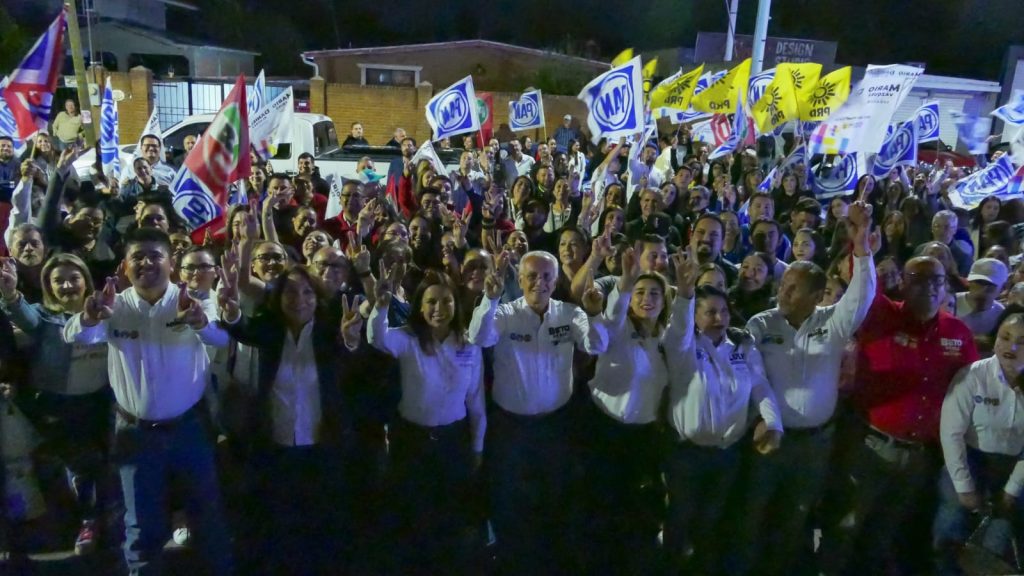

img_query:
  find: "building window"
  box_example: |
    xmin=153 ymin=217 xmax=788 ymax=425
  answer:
xmin=358 ymin=64 xmax=421 ymax=87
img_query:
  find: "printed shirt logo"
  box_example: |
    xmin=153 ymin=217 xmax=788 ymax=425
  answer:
xmin=760 ymin=333 xmax=785 ymax=345
xmin=111 ymin=329 xmax=140 ymax=339
xmin=509 ymin=333 xmax=533 ymax=343
xmin=973 ymin=395 xmax=1000 ymax=407
xmin=807 ymin=327 xmax=829 ymax=339
xmin=941 ymin=337 xmax=964 ymax=357
xmin=549 ymin=324 xmax=571 ymax=344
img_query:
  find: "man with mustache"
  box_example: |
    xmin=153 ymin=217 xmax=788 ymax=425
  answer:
xmin=690 ymin=213 xmax=737 ymax=287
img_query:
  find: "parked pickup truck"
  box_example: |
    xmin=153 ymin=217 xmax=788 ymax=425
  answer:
xmin=75 ymin=113 xmax=462 ymax=186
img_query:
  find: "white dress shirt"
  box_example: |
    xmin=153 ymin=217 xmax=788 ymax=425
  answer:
xmin=63 ymin=283 xmax=229 ymax=420
xmin=588 ymin=287 xmax=669 ymax=425
xmin=271 ymin=321 xmax=322 ymax=447
xmin=941 ymin=356 xmax=1024 ymax=496
xmin=368 ymin=307 xmax=486 ymax=452
xmin=469 ymin=296 xmax=606 ymax=416
xmin=666 ymin=295 xmax=783 ymax=448
xmin=515 ymin=154 xmax=535 ymax=177
xmin=745 ymin=255 xmax=876 ymax=429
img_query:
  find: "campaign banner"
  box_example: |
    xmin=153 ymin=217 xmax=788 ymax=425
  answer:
xmin=426 ymin=76 xmax=481 ymax=141
xmin=871 ymin=120 xmax=918 ymax=178
xmin=509 ymin=89 xmax=544 ymax=132
xmin=249 ymin=86 xmax=294 ymax=160
xmin=948 ymin=154 xmax=1019 ymax=209
xmin=691 ymin=119 xmax=714 ymax=143
xmin=914 ymin=101 xmax=940 ymax=142
xmin=809 ymin=64 xmax=922 ymax=156
xmin=812 ymin=152 xmax=859 ymax=199
xmin=801 ymin=66 xmax=851 ymax=122
xmin=747 ymin=68 xmax=775 ymax=114
xmin=578 ymin=56 xmax=645 ymax=141
xmin=692 ymin=58 xmax=750 ymax=114
xmin=650 ymin=65 xmax=704 ymax=112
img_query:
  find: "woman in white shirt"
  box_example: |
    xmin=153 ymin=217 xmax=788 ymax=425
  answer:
xmin=367 ymin=267 xmax=485 ymax=575
xmin=662 ymin=263 xmax=783 ymax=575
xmin=936 ymin=308 xmax=1024 ymax=573
xmin=581 ymin=249 xmax=697 ymax=575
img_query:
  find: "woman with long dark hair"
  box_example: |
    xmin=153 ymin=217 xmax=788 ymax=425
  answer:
xmin=368 ymin=268 xmax=485 ymax=574
xmin=729 ymin=252 xmax=775 ymax=325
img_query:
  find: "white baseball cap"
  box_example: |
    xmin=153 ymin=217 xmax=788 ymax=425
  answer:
xmin=563 ymin=114 xmax=572 ymax=121
xmin=967 ymin=258 xmax=1009 ymax=287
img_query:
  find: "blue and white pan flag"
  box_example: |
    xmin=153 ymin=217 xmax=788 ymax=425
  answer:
xmin=509 ymin=89 xmax=545 ymax=132
xmin=949 ymin=154 xmax=1019 ymax=209
xmin=812 ymin=153 xmax=859 ymax=199
xmin=951 ymin=110 xmax=992 ymax=155
xmin=247 ymin=69 xmax=266 ymax=119
xmin=913 ymin=101 xmax=940 ymax=142
xmin=425 ymin=76 xmax=481 ymax=141
xmin=871 ymin=120 xmax=918 ymax=178
xmin=171 ymin=164 xmax=221 ymax=231
xmin=578 ymin=56 xmax=645 ymax=141
xmin=99 ymin=77 xmax=121 ymax=179
xmin=991 ymin=90 xmax=1024 ymax=126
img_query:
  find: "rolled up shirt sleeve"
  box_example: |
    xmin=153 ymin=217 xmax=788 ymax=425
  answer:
xmin=940 ymin=365 xmax=977 ymax=494
xmin=468 ymin=297 xmax=501 ymax=347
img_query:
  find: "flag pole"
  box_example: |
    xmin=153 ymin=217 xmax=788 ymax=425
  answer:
xmin=724 ymin=0 xmax=739 ymax=61
xmin=65 ymin=0 xmax=97 ymax=147
xmin=750 ymin=0 xmax=772 ymax=75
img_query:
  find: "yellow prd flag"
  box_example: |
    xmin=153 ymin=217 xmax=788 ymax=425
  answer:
xmin=650 ymin=64 xmax=705 ymax=112
xmin=751 ymin=68 xmax=798 ymax=134
xmin=784 ymin=62 xmax=822 ymax=119
xmin=801 ymin=66 xmax=851 ymax=122
xmin=642 ymin=57 xmax=659 ymax=95
xmin=611 ymin=48 xmax=634 ymax=68
xmin=691 ymin=58 xmax=751 ymax=114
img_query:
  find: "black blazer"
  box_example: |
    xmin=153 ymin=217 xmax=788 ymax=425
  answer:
xmin=223 ymin=307 xmax=357 ymax=451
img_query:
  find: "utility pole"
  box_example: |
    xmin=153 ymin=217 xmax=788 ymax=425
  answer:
xmin=750 ymin=0 xmax=772 ymax=74
xmin=64 ymin=0 xmax=97 ymax=147
xmin=724 ymin=0 xmax=739 ymax=61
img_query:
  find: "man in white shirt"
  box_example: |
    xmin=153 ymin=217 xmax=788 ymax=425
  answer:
xmin=120 ymin=134 xmax=176 ymax=188
xmin=469 ymin=250 xmax=605 ymax=574
xmin=730 ymin=202 xmax=877 ymax=576
xmin=64 ymin=227 xmax=232 ymax=575
xmin=509 ymin=139 xmax=535 ymax=177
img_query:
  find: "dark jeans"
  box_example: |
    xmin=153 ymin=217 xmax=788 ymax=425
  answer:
xmin=114 ymin=407 xmax=233 ymax=576
xmin=583 ymin=403 xmax=664 ymax=576
xmin=818 ymin=423 xmax=940 ymax=576
xmin=933 ymin=447 xmax=1024 ymax=576
xmin=488 ymin=405 xmax=576 ymax=575
xmin=664 ymin=437 xmax=742 ymax=575
xmin=243 ymin=443 xmax=351 ymax=576
xmin=27 ymin=388 xmax=113 ymax=521
xmin=390 ymin=417 xmax=475 ymax=574
xmin=729 ymin=422 xmax=835 ymax=576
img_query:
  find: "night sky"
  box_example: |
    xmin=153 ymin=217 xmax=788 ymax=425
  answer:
xmin=6 ymin=0 xmax=1024 ymax=81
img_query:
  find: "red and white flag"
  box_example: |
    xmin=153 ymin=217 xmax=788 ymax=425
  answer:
xmin=4 ymin=10 xmax=66 ymax=140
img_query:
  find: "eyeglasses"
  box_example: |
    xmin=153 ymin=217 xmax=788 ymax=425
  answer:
xmin=905 ymin=274 xmax=946 ymax=289
xmin=181 ymin=264 xmax=215 ymax=273
xmin=254 ymin=253 xmax=285 ymax=263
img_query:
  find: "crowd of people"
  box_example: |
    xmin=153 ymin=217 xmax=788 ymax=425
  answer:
xmin=0 ymin=107 xmax=1022 ymax=576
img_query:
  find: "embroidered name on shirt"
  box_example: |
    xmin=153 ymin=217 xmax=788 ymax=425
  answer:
xmin=808 ymin=327 xmax=829 ymax=339
xmin=729 ymin=351 xmax=746 ymax=363
xmin=509 ymin=333 xmax=533 ymax=342
xmin=973 ymin=395 xmax=1000 ymax=406
xmin=760 ymin=334 xmax=785 ymax=345
xmin=111 ymin=329 xmax=140 ymax=339
xmin=941 ymin=338 xmax=963 ymax=357
xmin=549 ymin=325 xmax=571 ymax=344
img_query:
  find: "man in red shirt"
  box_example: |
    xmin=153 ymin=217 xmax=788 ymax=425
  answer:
xmin=820 ymin=256 xmax=979 ymax=575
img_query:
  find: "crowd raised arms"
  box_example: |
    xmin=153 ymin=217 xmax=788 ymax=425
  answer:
xmin=3 ymin=100 xmax=1024 ymax=576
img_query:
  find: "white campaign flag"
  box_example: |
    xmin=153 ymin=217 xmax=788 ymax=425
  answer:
xmin=809 ymin=64 xmax=922 ymax=156
xmin=247 ymin=69 xmax=266 ymax=119
xmin=577 ymin=56 xmax=645 ymax=141
xmin=250 ymin=87 xmax=294 ymax=160
xmin=425 ymin=76 xmax=480 ymax=141
xmin=410 ymin=139 xmax=446 ymax=175
xmin=135 ymin=103 xmax=161 ymax=155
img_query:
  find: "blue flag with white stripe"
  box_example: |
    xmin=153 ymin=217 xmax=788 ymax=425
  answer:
xmin=914 ymin=101 xmax=940 ymax=142
xmin=100 ymin=77 xmax=121 ymax=179
xmin=426 ymin=76 xmax=481 ymax=141
xmin=872 ymin=120 xmax=918 ymax=178
xmin=578 ymin=57 xmax=645 ymax=141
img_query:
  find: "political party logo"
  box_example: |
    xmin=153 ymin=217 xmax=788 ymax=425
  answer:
xmin=815 ymin=153 xmax=858 ymax=198
xmin=594 ymin=69 xmax=635 ymax=131
xmin=763 ymin=86 xmax=785 ymax=123
xmin=510 ymin=93 xmax=541 ymax=129
xmin=710 ymin=114 xmax=732 ymax=146
xmin=171 ymin=170 xmax=220 ymax=228
xmin=748 ymin=70 xmax=774 ymax=109
xmin=807 ymin=78 xmax=840 ymax=119
xmin=437 ymin=88 xmax=470 ymax=133
xmin=476 ymin=97 xmax=490 ymax=125
xmin=789 ymin=68 xmax=809 ymax=91
xmin=917 ymin=105 xmax=939 ymax=138
xmin=196 ymin=103 xmax=242 ymax=191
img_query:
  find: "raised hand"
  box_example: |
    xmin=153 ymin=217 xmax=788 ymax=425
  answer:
xmin=83 ymin=276 xmax=117 ymax=325
xmin=671 ymin=250 xmax=700 ymax=298
xmin=0 ymin=258 xmax=18 ymax=300
xmin=373 ymin=261 xmax=396 ymax=309
xmin=452 ymin=211 xmax=467 ymax=247
xmin=340 ymin=294 xmax=364 ymax=348
xmin=581 ymin=269 xmax=604 ymax=316
xmin=592 ymin=232 xmax=614 ymax=261
xmin=357 ymin=199 xmax=376 ymax=230
xmin=217 ymin=263 xmax=240 ymax=322
xmin=484 ymin=251 xmax=508 ymax=300
xmin=175 ymin=283 xmax=208 ymax=330
xmin=239 ymin=211 xmax=259 ymax=242
xmin=617 ymin=246 xmax=640 ymax=292
xmin=352 ymin=244 xmax=371 ymax=276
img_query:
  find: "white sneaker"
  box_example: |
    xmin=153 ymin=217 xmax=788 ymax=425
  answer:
xmin=172 ymin=526 xmax=191 ymax=547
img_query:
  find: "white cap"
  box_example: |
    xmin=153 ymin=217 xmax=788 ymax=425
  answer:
xmin=563 ymin=114 xmax=572 ymax=121
xmin=967 ymin=258 xmax=1009 ymax=287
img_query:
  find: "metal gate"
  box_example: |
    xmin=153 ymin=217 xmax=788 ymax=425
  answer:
xmin=152 ymin=79 xmax=287 ymax=131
